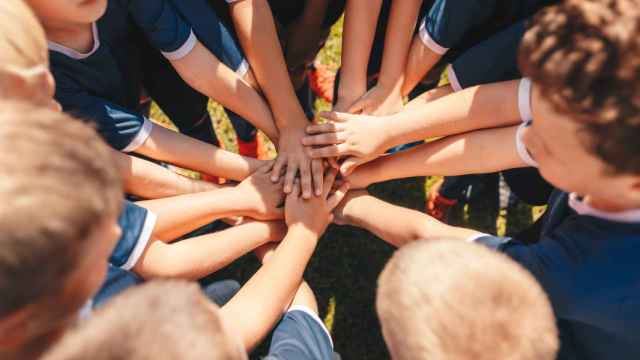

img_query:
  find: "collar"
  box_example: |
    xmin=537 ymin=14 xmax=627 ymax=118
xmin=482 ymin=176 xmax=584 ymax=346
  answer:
xmin=568 ymin=193 xmax=640 ymax=223
xmin=48 ymin=23 xmax=100 ymax=59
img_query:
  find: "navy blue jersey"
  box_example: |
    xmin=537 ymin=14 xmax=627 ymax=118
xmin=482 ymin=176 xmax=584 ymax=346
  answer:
xmin=264 ymin=306 xmax=336 ymax=360
xmin=49 ymin=0 xmax=244 ymax=151
xmin=419 ymin=0 xmax=556 ymax=56
xmin=111 ymin=200 xmax=156 ymax=271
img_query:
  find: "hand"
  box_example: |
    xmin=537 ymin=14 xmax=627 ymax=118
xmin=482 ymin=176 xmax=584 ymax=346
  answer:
xmin=347 ymin=84 xmax=404 ymax=116
xmin=332 ymin=190 xmax=370 ymax=225
xmin=285 ymin=168 xmax=349 ymax=236
xmin=272 ymin=127 xmax=324 ymax=199
xmin=237 ymin=164 xmax=285 ymax=220
xmin=302 ymin=111 xmax=390 ymax=176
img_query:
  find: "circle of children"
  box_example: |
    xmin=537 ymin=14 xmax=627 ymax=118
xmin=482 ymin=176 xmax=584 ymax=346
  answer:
xmin=0 ymin=0 xmax=638 ymax=359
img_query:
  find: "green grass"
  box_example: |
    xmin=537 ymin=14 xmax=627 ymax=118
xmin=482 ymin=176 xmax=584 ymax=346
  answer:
xmin=152 ymin=17 xmax=542 ymax=359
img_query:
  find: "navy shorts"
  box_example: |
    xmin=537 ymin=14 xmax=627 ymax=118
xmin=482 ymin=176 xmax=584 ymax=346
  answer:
xmin=264 ymin=306 xmax=336 ymax=360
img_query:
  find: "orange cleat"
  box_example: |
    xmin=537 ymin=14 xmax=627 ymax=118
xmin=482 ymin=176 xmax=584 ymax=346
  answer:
xmin=426 ymin=178 xmax=458 ymax=222
xmin=308 ymin=62 xmax=336 ymax=103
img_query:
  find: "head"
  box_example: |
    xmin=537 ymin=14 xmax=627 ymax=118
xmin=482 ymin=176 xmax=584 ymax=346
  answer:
xmin=0 ymin=101 xmax=122 ymax=358
xmin=519 ymin=0 xmax=640 ymax=208
xmin=376 ymin=239 xmax=558 ymax=360
xmin=25 ymin=0 xmax=107 ymax=28
xmin=0 ymin=0 xmax=58 ymax=110
xmin=43 ymin=281 xmax=247 ymax=360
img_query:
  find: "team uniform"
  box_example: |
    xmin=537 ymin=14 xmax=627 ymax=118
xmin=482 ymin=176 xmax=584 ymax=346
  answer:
xmin=264 ymin=306 xmax=338 ymax=360
xmin=471 ymin=78 xmax=640 ymax=359
xmin=49 ymin=0 xmax=250 ymax=150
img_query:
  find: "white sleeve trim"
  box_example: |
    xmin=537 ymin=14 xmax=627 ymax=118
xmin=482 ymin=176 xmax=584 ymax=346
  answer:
xmin=518 ymin=78 xmax=533 ymax=122
xmin=120 ymin=210 xmax=157 ymax=271
xmin=78 ymin=299 xmax=94 ymax=321
xmin=447 ymin=64 xmax=463 ymax=92
xmin=466 ymin=233 xmax=490 ymax=243
xmin=235 ymin=59 xmax=250 ymax=77
xmin=516 ymin=122 xmax=538 ymax=167
xmin=122 ymin=117 xmax=153 ymax=153
xmin=419 ymin=19 xmax=449 ymax=55
xmin=287 ymin=305 xmax=334 ymax=349
xmin=226 ymin=0 xmax=245 ymax=3
xmin=162 ymin=30 xmax=197 ymax=61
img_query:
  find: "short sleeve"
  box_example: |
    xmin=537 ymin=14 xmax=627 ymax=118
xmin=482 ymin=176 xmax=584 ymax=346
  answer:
xmin=111 ymin=201 xmax=157 ymax=270
xmin=128 ymin=0 xmax=196 ymax=60
xmin=56 ymin=85 xmax=153 ymax=152
xmin=264 ymin=306 xmax=335 ymax=360
xmin=420 ymin=0 xmax=498 ymax=53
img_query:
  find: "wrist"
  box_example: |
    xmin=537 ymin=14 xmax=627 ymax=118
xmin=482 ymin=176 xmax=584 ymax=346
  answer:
xmin=287 ymin=223 xmax=321 ymax=243
xmin=231 ymin=186 xmax=260 ymax=215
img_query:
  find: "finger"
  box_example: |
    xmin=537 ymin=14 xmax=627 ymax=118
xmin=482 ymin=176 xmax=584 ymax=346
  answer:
xmin=319 ymin=111 xmax=349 ymax=123
xmin=347 ymin=99 xmax=368 ymax=114
xmin=260 ymin=160 xmax=275 ymax=174
xmin=299 ymin=160 xmax=313 ymax=199
xmin=306 ymin=122 xmax=342 ymax=135
xmin=284 ymin=161 xmax=298 ymax=194
xmin=323 ymin=168 xmax=339 ymax=198
xmin=301 ymin=132 xmax=346 ymax=146
xmin=271 ymin=156 xmax=287 ymax=182
xmin=327 ymin=183 xmax=350 ymax=209
xmin=309 ymin=144 xmax=350 ymax=159
xmin=312 ymin=159 xmax=324 ymax=196
xmin=291 ymin=179 xmax=301 ymax=198
xmin=328 ymin=157 xmax=340 ymax=169
xmin=340 ymin=156 xmax=365 ymax=177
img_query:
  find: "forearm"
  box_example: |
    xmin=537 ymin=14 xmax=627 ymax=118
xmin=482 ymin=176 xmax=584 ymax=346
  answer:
xmin=115 ymin=151 xmax=221 ymax=199
xmin=339 ymin=0 xmax=384 ymax=101
xmin=221 ymin=226 xmax=318 ymax=351
xmin=284 ymin=0 xmax=328 ymax=68
xmin=385 ymin=80 xmax=522 ymax=148
xmin=340 ymin=194 xmax=480 ymax=246
xmin=351 ymin=126 xmax=526 ymax=186
xmin=170 ymin=41 xmax=279 ymax=140
xmin=136 ymin=125 xmax=262 ymax=181
xmin=401 ymin=36 xmax=442 ymax=96
xmin=377 ymin=0 xmax=422 ymax=91
xmin=133 ymin=220 xmax=286 ymax=280
xmin=136 ymin=187 xmax=256 ymax=241
xmin=228 ymin=0 xmax=307 ymax=129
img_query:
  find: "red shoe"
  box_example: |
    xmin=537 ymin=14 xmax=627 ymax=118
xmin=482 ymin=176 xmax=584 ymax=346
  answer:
xmin=237 ymin=135 xmax=258 ymax=159
xmin=308 ymin=62 xmax=336 ymax=103
xmin=426 ymin=178 xmax=458 ymax=222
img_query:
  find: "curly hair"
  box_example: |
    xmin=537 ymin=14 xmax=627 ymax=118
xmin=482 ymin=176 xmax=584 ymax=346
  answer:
xmin=519 ymin=0 xmax=640 ymax=174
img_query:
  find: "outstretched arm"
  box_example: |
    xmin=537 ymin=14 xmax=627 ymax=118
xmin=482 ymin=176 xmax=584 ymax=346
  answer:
xmin=335 ymin=0 xmax=384 ymax=111
xmin=348 ymin=0 xmax=423 ymax=115
xmin=346 ymin=125 xmax=527 ymax=189
xmin=220 ymin=169 xmax=348 ymax=351
xmin=334 ymin=191 xmax=481 ymax=247
xmin=228 ymin=0 xmax=323 ymax=199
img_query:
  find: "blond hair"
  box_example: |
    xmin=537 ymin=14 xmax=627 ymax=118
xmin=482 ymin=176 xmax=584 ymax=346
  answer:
xmin=0 ymin=0 xmax=47 ymax=67
xmin=377 ymin=239 xmax=558 ymax=360
xmin=0 ymin=101 xmax=121 ymax=320
xmin=43 ymin=281 xmax=245 ymax=360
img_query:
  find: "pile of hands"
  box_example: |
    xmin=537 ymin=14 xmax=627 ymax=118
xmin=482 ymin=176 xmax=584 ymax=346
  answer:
xmin=236 ymin=87 xmax=401 ymax=239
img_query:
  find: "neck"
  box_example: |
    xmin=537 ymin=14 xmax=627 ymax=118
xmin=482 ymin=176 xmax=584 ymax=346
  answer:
xmin=44 ymin=21 xmax=94 ymax=53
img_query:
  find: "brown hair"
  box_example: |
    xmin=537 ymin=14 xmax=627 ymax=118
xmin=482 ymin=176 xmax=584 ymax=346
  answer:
xmin=519 ymin=0 xmax=640 ymax=174
xmin=43 ymin=281 xmax=245 ymax=360
xmin=0 ymin=101 xmax=121 ymax=319
xmin=0 ymin=0 xmax=47 ymax=67
xmin=376 ymin=239 xmax=558 ymax=360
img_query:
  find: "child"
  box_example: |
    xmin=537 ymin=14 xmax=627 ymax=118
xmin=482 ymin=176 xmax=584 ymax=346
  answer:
xmin=0 ymin=101 xmax=123 ymax=360
xmin=45 ymin=170 xmax=348 ymax=358
xmin=27 ymin=0 xmax=276 ymax=184
xmin=331 ymin=0 xmax=640 ymax=357
xmin=377 ymin=239 xmax=558 ymax=360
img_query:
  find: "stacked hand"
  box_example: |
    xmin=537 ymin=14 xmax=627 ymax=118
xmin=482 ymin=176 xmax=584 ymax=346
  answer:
xmin=237 ymin=163 xmax=285 ymax=220
xmin=302 ymin=111 xmax=391 ymax=176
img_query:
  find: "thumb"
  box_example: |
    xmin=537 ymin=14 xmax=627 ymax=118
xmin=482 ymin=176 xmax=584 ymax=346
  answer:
xmin=347 ymin=98 xmax=369 ymax=114
xmin=340 ymin=157 xmax=365 ymax=177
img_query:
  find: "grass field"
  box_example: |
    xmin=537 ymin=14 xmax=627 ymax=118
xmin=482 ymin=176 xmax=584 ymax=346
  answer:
xmin=151 ymin=18 xmax=542 ymax=359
